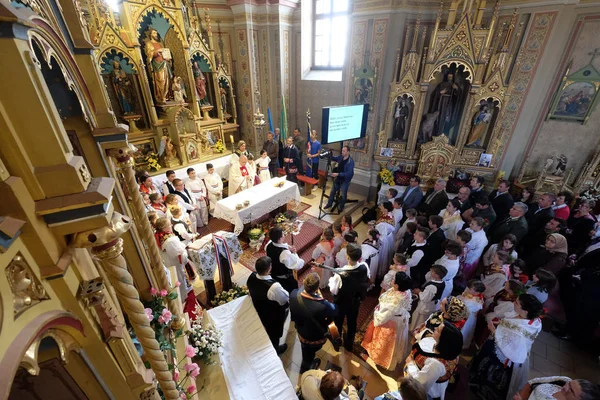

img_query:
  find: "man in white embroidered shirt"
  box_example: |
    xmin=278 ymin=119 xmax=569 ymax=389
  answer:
xmin=265 ymin=226 xmax=305 ymax=294
xmin=183 ymin=167 xmax=209 ymax=227
xmin=172 ymin=178 xmax=201 ymax=232
xmin=247 ymin=255 xmax=290 ymax=354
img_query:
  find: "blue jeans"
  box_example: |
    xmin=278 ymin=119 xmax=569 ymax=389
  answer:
xmin=325 ymin=179 xmax=350 ymax=211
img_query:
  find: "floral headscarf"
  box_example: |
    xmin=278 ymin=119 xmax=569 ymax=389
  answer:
xmin=444 ymin=296 xmax=470 ymax=322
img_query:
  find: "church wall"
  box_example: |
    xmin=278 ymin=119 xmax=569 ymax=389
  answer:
xmin=515 ymin=10 xmax=600 ymax=181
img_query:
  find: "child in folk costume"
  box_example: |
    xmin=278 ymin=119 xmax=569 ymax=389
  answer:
xmin=247 ymin=153 xmax=261 ymax=186
xmin=456 ymin=229 xmax=472 ymax=282
xmin=170 ymin=206 xmax=196 ymax=245
xmin=396 ymin=208 xmax=417 ymax=250
xmin=361 ymin=229 xmax=381 ymax=283
xmin=469 ymin=294 xmax=544 ymax=400
xmin=172 ymin=178 xmax=201 ymax=232
xmin=458 ymin=279 xmax=486 ymax=349
xmin=341 ymin=215 xmax=353 ymax=236
xmin=332 ymin=222 xmax=344 ymax=256
xmin=361 ymin=272 xmax=413 ymax=370
xmin=165 ymin=194 xmax=178 ymax=219
xmin=481 ymin=250 xmax=511 ymax=306
xmin=149 ymin=193 xmax=167 ymax=217
xmin=426 ymin=241 xmax=462 ymax=300
xmin=256 ymin=149 xmax=272 ymax=183
xmin=336 ymin=231 xmax=358 ymax=268
xmin=204 ymin=163 xmax=223 ymax=216
xmin=183 ymin=168 xmax=209 ymax=227
xmin=509 ymin=259 xmax=530 ymax=285
xmin=438 ymin=199 xmax=464 ymax=241
xmin=482 ymin=233 xmax=518 ymax=268
xmin=410 ymin=265 xmax=448 ymax=332
xmin=311 ymin=228 xmax=336 ymax=289
xmin=525 ymin=268 xmax=557 ymax=304
xmin=397 ymin=222 xmax=417 ymax=254
xmin=413 ymin=296 xmax=470 ymax=342
xmin=382 ymin=254 xmax=409 ymax=292
xmin=463 ymin=217 xmax=488 ymax=281
xmin=375 ymin=201 xmax=397 ymax=279
xmin=142 ymin=193 xmax=154 ymax=213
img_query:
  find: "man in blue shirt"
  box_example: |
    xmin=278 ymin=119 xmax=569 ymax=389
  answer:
xmin=306 ymin=130 xmax=322 ymax=179
xmin=323 ymin=146 xmax=354 ymax=213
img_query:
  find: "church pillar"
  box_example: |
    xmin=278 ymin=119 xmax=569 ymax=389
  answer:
xmin=73 ymin=213 xmax=180 ymax=400
xmin=108 ymin=146 xmax=185 ymax=330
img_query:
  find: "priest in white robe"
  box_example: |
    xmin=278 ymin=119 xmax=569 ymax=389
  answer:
xmin=204 ymin=163 xmax=223 ymax=215
xmin=229 ymin=155 xmax=255 ymax=195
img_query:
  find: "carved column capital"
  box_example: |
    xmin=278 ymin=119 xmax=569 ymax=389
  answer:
xmin=107 ymin=145 xmax=137 ymax=170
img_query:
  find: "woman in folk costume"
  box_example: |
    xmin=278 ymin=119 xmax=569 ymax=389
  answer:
xmin=515 ymin=377 xmax=600 ymax=400
xmin=332 ymin=222 xmax=344 ymax=256
xmin=405 ymin=320 xmax=463 ymax=400
xmin=413 ymin=296 xmax=470 ymax=342
xmin=438 ymin=199 xmax=464 ymax=241
xmin=463 ymin=217 xmax=489 ymax=281
xmin=361 ymin=272 xmax=413 ymax=370
xmin=341 ymin=215 xmax=353 ymax=236
xmin=311 ymin=228 xmax=336 ymax=289
xmin=361 ymin=229 xmax=381 ymax=283
xmin=457 ymin=279 xmax=486 ymax=349
xmin=154 ymin=217 xmax=198 ymax=318
xmin=336 ymin=231 xmax=358 ymax=268
xmin=139 ymin=174 xmax=159 ymax=195
xmin=482 ymin=233 xmax=518 ymax=268
xmin=246 ymin=153 xmax=261 ymax=186
xmin=481 ymin=250 xmax=511 ymax=306
xmin=469 ymin=294 xmax=544 ymax=400
xmin=375 ymin=201 xmax=397 ymax=279
xmin=256 ymin=149 xmax=272 ymax=183
xmin=204 ymin=163 xmax=223 ymax=215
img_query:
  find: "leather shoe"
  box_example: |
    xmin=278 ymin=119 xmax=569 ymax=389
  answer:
xmin=309 ymin=357 xmax=321 ymax=370
xmin=276 ymin=344 xmax=288 ymax=354
xmin=323 ymin=204 xmax=332 ymax=210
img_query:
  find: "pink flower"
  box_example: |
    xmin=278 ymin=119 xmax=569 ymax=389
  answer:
xmin=144 ymin=308 xmax=154 ymax=322
xmin=179 ymin=393 xmax=186 ymax=399
xmin=186 ymin=385 xmax=196 ymax=394
xmin=157 ymin=308 xmax=173 ymax=324
xmin=150 ymin=287 xmax=158 ymax=296
xmin=160 ymin=289 xmax=168 ymax=297
xmin=190 ymin=367 xmax=200 ymax=378
xmin=185 ymin=345 xmax=196 ymax=358
xmin=175 ymin=281 xmax=181 ymax=287
xmin=173 ymin=369 xmax=180 ymax=381
xmin=184 ymin=362 xmax=200 ymax=378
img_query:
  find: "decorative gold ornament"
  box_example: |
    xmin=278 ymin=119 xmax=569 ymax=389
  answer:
xmin=6 ymin=253 xmax=49 ymax=318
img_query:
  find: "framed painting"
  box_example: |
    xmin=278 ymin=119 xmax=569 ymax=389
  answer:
xmin=548 ymin=61 xmax=600 ymax=124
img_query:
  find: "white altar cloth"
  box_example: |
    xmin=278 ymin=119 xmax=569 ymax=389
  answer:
xmin=206 ymin=296 xmax=296 ymax=400
xmin=213 ymin=177 xmax=301 ymax=235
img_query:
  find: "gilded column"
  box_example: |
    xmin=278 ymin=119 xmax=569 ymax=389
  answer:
xmin=73 ymin=213 xmax=179 ymax=400
xmin=109 ymin=147 xmax=185 ymax=330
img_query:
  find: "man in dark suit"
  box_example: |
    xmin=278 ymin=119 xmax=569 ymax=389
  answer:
xmin=526 ymin=192 xmax=555 ymax=234
xmin=456 ymin=186 xmax=472 ymax=214
xmin=489 ymin=202 xmax=529 ymax=244
xmin=489 ymin=179 xmax=514 ymax=223
xmin=427 ymin=215 xmax=446 ymax=260
xmin=519 ymin=217 xmax=566 ymax=258
xmin=420 ymin=178 xmax=449 ymax=217
xmin=290 ymin=273 xmax=338 ymax=372
xmin=283 ymin=136 xmax=301 ymax=183
xmin=400 ymin=176 xmax=424 ymax=212
xmin=469 ymin=176 xmax=486 ymax=204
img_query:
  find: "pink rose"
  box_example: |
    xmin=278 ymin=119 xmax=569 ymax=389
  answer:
xmin=157 ymin=308 xmax=173 ymax=324
xmin=185 ymin=345 xmax=196 ymax=358
xmin=184 ymin=362 xmax=200 ymax=378
xmin=150 ymin=287 xmax=158 ymax=296
xmin=175 ymin=281 xmax=181 ymax=287
xmin=179 ymin=393 xmax=186 ymax=399
xmin=190 ymin=367 xmax=200 ymax=378
xmin=173 ymin=369 xmax=180 ymax=381
xmin=160 ymin=289 xmax=168 ymax=297
xmin=186 ymin=385 xmax=196 ymax=394
xmin=144 ymin=308 xmax=154 ymax=322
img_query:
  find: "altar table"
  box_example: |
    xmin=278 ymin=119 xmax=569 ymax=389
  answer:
xmin=213 ymin=177 xmax=301 ymax=235
xmin=203 ymin=296 xmax=296 ymax=400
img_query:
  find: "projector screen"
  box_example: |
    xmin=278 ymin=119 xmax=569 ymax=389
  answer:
xmin=321 ymin=104 xmax=369 ymax=145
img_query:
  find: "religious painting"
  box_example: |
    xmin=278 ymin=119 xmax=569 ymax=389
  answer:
xmin=130 ymin=138 xmax=156 ymax=167
xmin=185 ymin=139 xmax=199 ymax=162
xmin=380 ymin=147 xmax=393 ymax=157
xmin=478 ymin=153 xmax=492 ymax=167
xmin=352 ymin=63 xmax=376 ymax=110
xmin=465 ymin=98 xmax=500 ymax=149
xmin=390 ymin=94 xmax=414 ymax=142
xmin=548 ymin=60 xmax=600 ymax=124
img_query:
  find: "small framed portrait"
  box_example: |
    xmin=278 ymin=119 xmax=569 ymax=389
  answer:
xmin=380 ymin=147 xmax=394 ymax=157
xmin=478 ymin=153 xmax=492 ymax=168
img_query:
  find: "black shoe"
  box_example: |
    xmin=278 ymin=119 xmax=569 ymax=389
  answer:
xmin=343 ymin=343 xmax=354 ymax=352
xmin=323 ymin=204 xmax=332 ymax=210
xmin=276 ymin=344 xmax=288 ymax=354
xmin=309 ymin=357 xmax=321 ymax=370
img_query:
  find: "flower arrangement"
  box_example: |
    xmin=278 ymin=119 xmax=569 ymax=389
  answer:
xmin=211 ymin=284 xmax=249 ymax=306
xmin=379 ymin=168 xmax=395 ymax=186
xmin=274 ymin=213 xmax=288 ymax=224
xmin=214 ymin=139 xmax=225 ymax=153
xmin=247 ymin=228 xmax=264 ymax=241
xmin=144 ymin=152 xmax=161 ymax=171
xmin=187 ymin=315 xmax=223 ymax=365
xmin=144 ymin=286 xmax=182 ymax=352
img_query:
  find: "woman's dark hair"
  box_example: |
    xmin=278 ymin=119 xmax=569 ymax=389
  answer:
xmin=506 ymin=279 xmax=524 ymax=295
xmin=557 ymin=190 xmax=573 ymax=204
xmin=533 ymin=268 xmax=557 ymax=293
xmin=501 ymin=233 xmax=517 ymax=247
xmin=415 ymin=216 xmax=428 ymax=228
xmin=518 ymin=294 xmax=544 ymax=319
xmin=323 ymin=228 xmax=334 ymax=241
xmin=577 ymin=379 xmax=600 ymax=400
xmin=449 ymin=198 xmax=461 ymax=210
xmin=435 ymin=321 xmax=463 ymax=360
xmin=398 ymin=376 xmax=427 ymax=400
xmin=395 ymin=271 xmax=412 ymax=291
xmin=382 ymin=201 xmax=394 ymax=212
xmin=522 ymin=186 xmax=536 ymax=201
xmin=510 ymin=258 xmax=527 ymax=274
xmin=405 ymin=222 xmax=418 ymax=234
xmin=342 ymin=215 xmax=353 ymax=226
xmin=368 ymin=229 xmax=380 ymax=241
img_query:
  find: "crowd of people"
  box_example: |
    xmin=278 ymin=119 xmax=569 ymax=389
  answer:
xmin=245 ymin=175 xmax=600 ymax=400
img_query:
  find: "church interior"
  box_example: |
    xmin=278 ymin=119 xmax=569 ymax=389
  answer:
xmin=1 ymin=0 xmax=600 ymax=398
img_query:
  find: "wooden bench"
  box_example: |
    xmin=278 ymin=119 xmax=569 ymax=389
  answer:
xmin=297 ymin=174 xmax=319 ymax=196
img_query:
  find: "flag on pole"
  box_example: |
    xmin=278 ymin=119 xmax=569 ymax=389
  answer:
xmin=306 ymin=109 xmax=313 ymax=177
xmin=267 ymin=107 xmax=274 ymax=135
xmin=280 ymin=96 xmax=288 ymax=140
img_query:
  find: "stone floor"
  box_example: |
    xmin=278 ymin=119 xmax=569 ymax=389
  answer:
xmin=199 ymin=189 xmax=600 ymax=398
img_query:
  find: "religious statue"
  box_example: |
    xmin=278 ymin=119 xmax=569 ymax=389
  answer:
xmin=392 ymin=97 xmax=410 ymax=140
xmin=111 ymin=60 xmax=136 ymax=114
xmin=172 ymin=77 xmax=186 ymax=104
xmin=159 ymin=135 xmax=178 ymax=163
xmin=192 ymin=61 xmax=209 ymax=105
xmin=420 ymin=111 xmax=440 ymax=142
xmin=466 ymin=102 xmax=492 ymax=147
xmin=220 ymin=87 xmax=228 ymax=115
xmin=429 ymin=71 xmax=463 ymax=137
xmin=553 ymin=154 xmax=568 ymax=177
xmin=144 ymin=28 xmax=172 ymax=104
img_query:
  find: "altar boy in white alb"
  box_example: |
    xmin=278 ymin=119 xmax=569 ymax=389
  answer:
xmin=183 ymin=167 xmax=209 ymax=227
xmin=204 ymin=163 xmax=222 ymax=215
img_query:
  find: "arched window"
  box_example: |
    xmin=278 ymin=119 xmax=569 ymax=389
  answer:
xmin=312 ymin=0 xmax=348 ymax=69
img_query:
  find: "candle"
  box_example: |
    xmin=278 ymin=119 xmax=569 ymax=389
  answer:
xmin=230 ymin=134 xmax=234 ymax=144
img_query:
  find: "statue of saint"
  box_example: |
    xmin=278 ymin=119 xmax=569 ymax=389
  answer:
xmin=429 ymin=72 xmax=463 ymax=137
xmin=172 ymin=76 xmax=186 ymax=104
xmin=466 ymin=104 xmax=492 ymax=147
xmin=193 ymin=61 xmax=209 ymax=105
xmin=111 ymin=60 xmax=136 ymax=114
xmin=144 ymin=28 xmax=172 ymax=104
xmin=220 ymin=86 xmax=228 ymax=115
xmin=392 ymin=97 xmax=410 ymax=140
xmin=420 ymin=111 xmax=440 ymax=143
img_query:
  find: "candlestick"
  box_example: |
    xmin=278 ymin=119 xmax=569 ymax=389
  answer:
xmin=230 ymin=134 xmax=234 ymax=144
